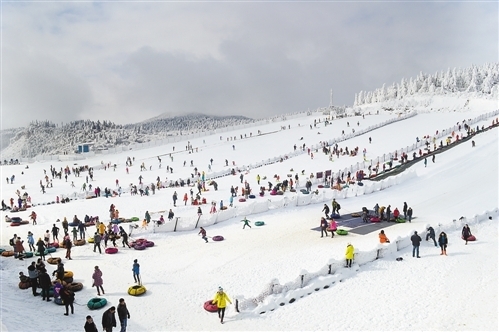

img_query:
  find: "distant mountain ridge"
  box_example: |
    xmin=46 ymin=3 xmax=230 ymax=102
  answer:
xmin=1 ymin=113 xmax=256 ymax=159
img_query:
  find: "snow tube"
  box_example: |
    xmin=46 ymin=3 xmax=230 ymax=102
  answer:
xmin=35 ymin=249 xmax=48 ymax=256
xmin=105 ymin=247 xmax=118 ymax=254
xmin=87 ymin=297 xmax=107 ymax=310
xmin=351 ymin=213 xmax=361 ymax=217
xmin=47 ymin=257 xmax=61 ymax=265
xmin=54 ymin=297 xmax=65 ymax=305
xmin=370 ymin=217 xmax=380 ymax=223
xmin=1 ymin=251 xmax=14 ymax=257
xmin=462 ymin=235 xmax=476 ymax=241
xmin=249 ymin=195 xmax=256 ymax=199
xmin=18 ymin=281 xmax=31 ymax=289
xmin=64 ymin=271 xmax=74 ymax=279
xmin=111 ymin=219 xmax=121 ymax=224
xmin=128 ymin=285 xmax=146 ymax=296
xmin=357 ymin=182 xmax=364 ymax=186
xmin=395 ymin=218 xmax=406 ymax=223
xmin=48 ymin=242 xmax=59 ymax=248
xmin=134 ymin=245 xmax=146 ymax=251
xmin=330 ymin=214 xmax=341 ymax=219
xmin=276 ymin=191 xmax=284 ymax=195
xmin=74 ymin=239 xmax=86 ymax=246
xmin=0 ymin=249 xmax=4 ymax=254
xmin=10 ymin=217 xmax=22 ymax=223
xmin=84 ymin=221 xmax=95 ymax=227
xmin=130 ymin=217 xmax=140 ymax=222
xmin=10 ymin=222 xmax=21 ymax=227
xmin=203 ymin=300 xmax=218 ymax=312
xmin=87 ymin=237 xmax=94 ymax=243
xmin=68 ymin=222 xmax=78 ymax=227
xmin=255 ymin=221 xmax=265 ymax=226
xmin=238 ymin=198 xmax=246 ymax=202
xmin=24 ymin=252 xmax=34 ymax=258
xmin=317 ymin=185 xmax=324 ymax=188
xmin=212 ymin=236 xmax=224 ymax=242
xmin=20 ymin=220 xmax=29 ymax=225
xmin=336 ymin=229 xmax=348 ymax=236
xmin=63 ymin=277 xmax=74 ymax=284
xmin=144 ymin=241 xmax=155 ymax=248
xmin=68 ymin=282 xmax=83 ymax=292
xmin=47 ymin=247 xmax=56 ymax=253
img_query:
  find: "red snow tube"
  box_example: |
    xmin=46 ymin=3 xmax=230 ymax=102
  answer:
xmin=48 ymin=243 xmax=60 ymax=248
xmin=105 ymin=247 xmax=118 ymax=254
xmin=212 ymin=236 xmax=224 ymax=242
xmin=10 ymin=222 xmax=21 ymax=227
xmin=203 ymin=300 xmax=218 ymax=312
xmin=238 ymin=198 xmax=246 ymax=202
xmin=462 ymin=235 xmax=476 ymax=241
xmin=144 ymin=241 xmax=154 ymax=247
xmin=370 ymin=217 xmax=381 ymax=223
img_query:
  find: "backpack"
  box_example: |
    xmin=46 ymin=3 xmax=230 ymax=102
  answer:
xmin=9 ymin=238 xmax=14 ymax=246
xmin=337 ymin=203 xmax=341 ymax=210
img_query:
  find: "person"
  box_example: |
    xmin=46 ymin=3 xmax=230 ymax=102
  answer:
xmin=212 ymin=287 xmax=232 ymax=324
xmin=94 ymin=232 xmax=102 ymax=253
xmin=144 ymin=211 xmax=151 ymax=224
xmin=71 ymin=227 xmax=78 ymax=241
xmin=120 ymin=227 xmax=131 ymax=248
xmin=332 ymin=199 xmax=339 ymax=214
xmin=84 ymin=315 xmax=99 ymax=332
xmin=403 ymin=202 xmax=408 ymax=219
xmin=379 ymin=230 xmax=390 ymax=243
xmin=426 ymin=227 xmax=438 ymax=247
xmin=172 ymin=191 xmax=178 ymax=207
xmin=117 ymin=298 xmax=131 ymax=332
xmin=345 ymin=243 xmax=354 ymax=268
xmin=132 ymin=259 xmax=141 ymax=285
xmin=15 ymin=237 xmax=25 ymax=260
xmin=393 ymin=207 xmax=400 ymax=220
xmin=438 ymin=232 xmax=448 ymax=255
xmin=197 ymin=206 xmax=202 ymax=218
xmin=328 ymin=219 xmax=337 ymax=238
xmin=102 ymin=306 xmax=117 ymax=332
xmin=462 ymin=224 xmax=472 ymax=244
xmin=38 ymin=267 xmax=52 ymax=302
xmin=60 ymin=284 xmax=75 ymax=316
xmin=373 ymin=203 xmax=379 ymax=217
xmin=27 ymin=261 xmax=39 ymax=296
xmin=64 ymin=236 xmax=72 ymax=260
xmin=62 ymin=217 xmax=69 ymax=235
xmin=167 ymin=209 xmax=174 ymax=221
xmin=320 ymin=217 xmax=328 ymax=238
xmin=54 ymin=262 xmax=65 ymax=281
xmin=27 ymin=231 xmax=35 ymax=252
xmin=322 ymin=204 xmax=330 ymax=218
xmin=198 ymin=227 xmax=209 ymax=243
xmin=386 ymin=205 xmax=391 ymax=221
xmin=411 ymin=231 xmax=422 ymax=258
xmin=241 ymin=217 xmax=251 ymax=229
xmin=92 ymin=266 xmax=105 ymax=296
xmin=407 ymin=207 xmax=413 ymax=222
xmin=51 ymin=224 xmax=60 ymax=242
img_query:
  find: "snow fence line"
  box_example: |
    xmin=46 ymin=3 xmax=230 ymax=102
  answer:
xmin=232 ymin=208 xmax=499 ymax=314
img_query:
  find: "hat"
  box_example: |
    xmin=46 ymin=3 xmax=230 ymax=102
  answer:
xmin=414 ymin=231 xmax=418 ymax=234
xmin=218 ymin=286 xmax=223 ymax=291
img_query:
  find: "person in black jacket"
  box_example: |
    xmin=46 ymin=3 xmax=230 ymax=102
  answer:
xmin=51 ymin=224 xmax=60 ymax=242
xmin=53 ymin=262 xmax=65 ymax=281
xmin=64 ymin=237 xmax=72 ymax=260
xmin=102 ymin=306 xmax=117 ymax=332
xmin=38 ymin=268 xmax=52 ymax=302
xmin=117 ymin=298 xmax=131 ymax=332
xmin=322 ymin=204 xmax=330 ymax=218
xmin=438 ymin=232 xmax=448 ymax=256
xmin=462 ymin=224 xmax=472 ymax=245
xmin=60 ymin=285 xmax=75 ymax=316
xmin=119 ymin=227 xmax=131 ymax=248
xmin=84 ymin=315 xmax=98 ymax=332
xmin=410 ymin=231 xmax=422 ymax=258
xmin=36 ymin=238 xmax=47 ymax=261
xmin=426 ymin=227 xmax=438 ymax=247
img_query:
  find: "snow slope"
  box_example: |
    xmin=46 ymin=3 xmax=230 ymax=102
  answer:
xmin=0 ymin=99 xmax=498 ymax=331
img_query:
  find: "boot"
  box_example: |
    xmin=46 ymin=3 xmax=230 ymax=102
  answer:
xmin=440 ymin=249 xmax=444 ymax=255
xmin=444 ymin=249 xmax=447 ymax=256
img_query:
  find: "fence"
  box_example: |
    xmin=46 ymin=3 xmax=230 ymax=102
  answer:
xmin=233 ymin=207 xmax=499 ymax=314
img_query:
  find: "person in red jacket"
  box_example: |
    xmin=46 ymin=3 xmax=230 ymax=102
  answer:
xmin=393 ymin=208 xmax=400 ymax=220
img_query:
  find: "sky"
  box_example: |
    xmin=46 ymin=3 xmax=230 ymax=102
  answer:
xmin=0 ymin=95 xmax=497 ymax=331
xmin=1 ymin=2 xmax=498 ymax=129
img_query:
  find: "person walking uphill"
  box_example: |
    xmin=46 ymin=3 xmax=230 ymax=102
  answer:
xmin=411 ymin=231 xmax=422 ymax=258
xmin=462 ymin=224 xmax=472 ymax=245
xmin=117 ymin=298 xmax=131 ymax=332
xmin=102 ymin=306 xmax=117 ymax=332
xmin=212 ymin=287 xmax=232 ymax=324
xmin=438 ymin=232 xmax=448 ymax=255
xmin=426 ymin=227 xmax=438 ymax=247
xmin=92 ymin=266 xmax=105 ymax=296
xmin=198 ymin=227 xmax=209 ymax=243
xmin=345 ymin=243 xmax=354 ymax=268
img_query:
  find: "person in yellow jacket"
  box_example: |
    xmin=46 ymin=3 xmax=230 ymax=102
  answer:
xmin=212 ymin=287 xmax=232 ymax=324
xmin=98 ymin=222 xmax=106 ymax=236
xmin=345 ymin=243 xmax=354 ymax=268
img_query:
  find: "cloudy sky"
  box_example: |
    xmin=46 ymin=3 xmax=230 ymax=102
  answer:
xmin=1 ymin=1 xmax=497 ymax=129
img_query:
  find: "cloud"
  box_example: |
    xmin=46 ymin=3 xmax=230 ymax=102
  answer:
xmin=1 ymin=2 xmax=497 ymax=129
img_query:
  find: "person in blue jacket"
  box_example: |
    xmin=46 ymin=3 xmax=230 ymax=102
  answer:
xmin=438 ymin=232 xmax=448 ymax=256
xmin=132 ymin=259 xmax=141 ymax=285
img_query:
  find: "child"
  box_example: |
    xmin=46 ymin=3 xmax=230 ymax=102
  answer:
xmin=132 ymin=259 xmax=141 ymax=285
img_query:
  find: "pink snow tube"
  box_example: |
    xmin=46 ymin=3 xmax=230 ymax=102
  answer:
xmin=105 ymin=247 xmax=118 ymax=254
xmin=134 ymin=245 xmax=146 ymax=250
xmin=204 ymin=300 xmax=218 ymax=312
xmin=462 ymin=235 xmax=476 ymax=241
xmin=48 ymin=242 xmax=60 ymax=248
xmin=370 ymin=217 xmax=381 ymax=223
xmin=238 ymin=198 xmax=246 ymax=202
xmin=144 ymin=241 xmax=155 ymax=247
